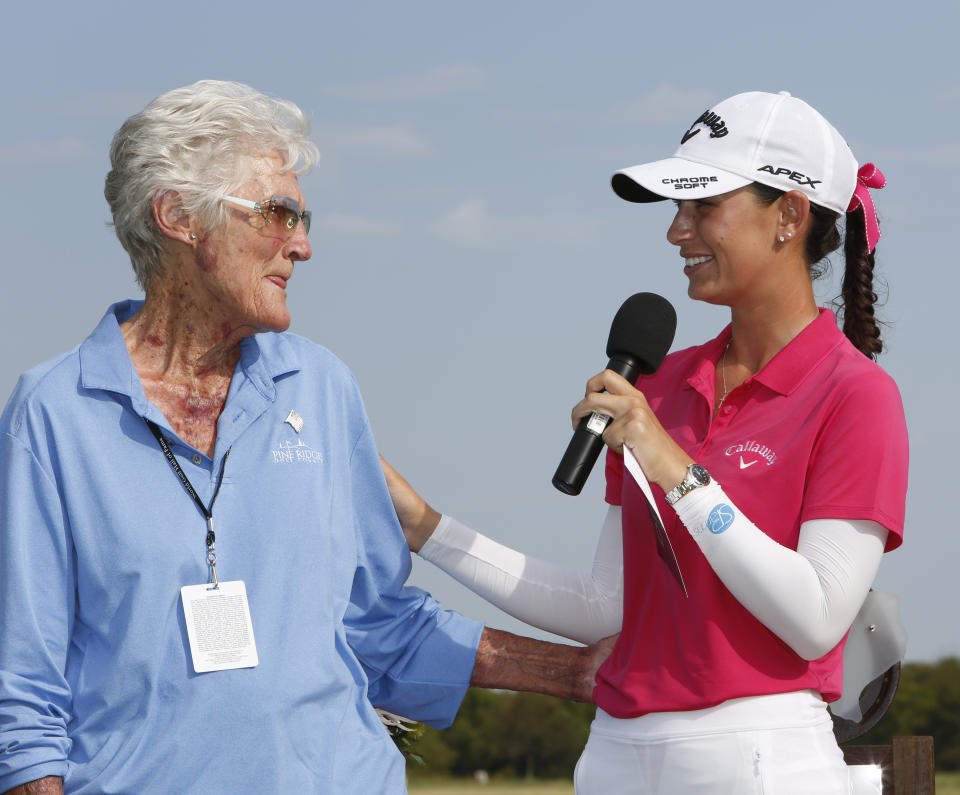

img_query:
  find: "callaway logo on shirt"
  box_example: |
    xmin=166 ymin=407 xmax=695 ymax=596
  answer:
xmin=724 ymin=440 xmax=777 ymax=468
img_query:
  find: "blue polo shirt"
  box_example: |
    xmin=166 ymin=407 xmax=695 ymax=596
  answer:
xmin=0 ymin=301 xmax=482 ymax=794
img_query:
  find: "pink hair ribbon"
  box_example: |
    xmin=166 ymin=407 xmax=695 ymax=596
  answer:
xmin=846 ymin=163 xmax=885 ymax=252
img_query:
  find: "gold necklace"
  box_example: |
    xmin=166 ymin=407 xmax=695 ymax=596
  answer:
xmin=717 ymin=341 xmax=732 ymax=410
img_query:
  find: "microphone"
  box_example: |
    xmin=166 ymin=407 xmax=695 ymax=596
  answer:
xmin=552 ymin=292 xmax=677 ymax=495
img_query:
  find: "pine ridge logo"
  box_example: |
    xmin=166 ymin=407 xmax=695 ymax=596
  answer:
xmin=271 ymin=439 xmax=324 ymax=464
xmin=680 ymin=109 xmax=729 ymax=144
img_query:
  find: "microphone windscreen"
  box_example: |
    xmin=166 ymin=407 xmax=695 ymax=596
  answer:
xmin=606 ymin=292 xmax=677 ymax=374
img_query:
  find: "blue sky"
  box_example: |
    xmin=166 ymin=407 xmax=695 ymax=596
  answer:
xmin=1 ymin=2 xmax=956 ymax=662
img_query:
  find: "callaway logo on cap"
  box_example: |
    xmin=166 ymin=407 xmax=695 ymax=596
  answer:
xmin=611 ymin=91 xmax=859 ymax=215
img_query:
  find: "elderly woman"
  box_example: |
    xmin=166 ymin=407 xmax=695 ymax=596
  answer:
xmin=0 ymin=80 xmax=600 ymax=795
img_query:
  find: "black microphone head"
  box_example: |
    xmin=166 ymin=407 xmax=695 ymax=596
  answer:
xmin=606 ymin=292 xmax=677 ymax=374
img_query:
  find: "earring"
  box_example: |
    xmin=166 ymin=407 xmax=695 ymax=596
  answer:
xmin=189 ymin=233 xmax=197 ymax=240
xmin=778 ymin=235 xmax=785 ymax=243
xmin=787 ymin=232 xmax=793 ymax=239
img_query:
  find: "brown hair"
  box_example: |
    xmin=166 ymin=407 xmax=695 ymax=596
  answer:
xmin=749 ymin=183 xmax=883 ymax=360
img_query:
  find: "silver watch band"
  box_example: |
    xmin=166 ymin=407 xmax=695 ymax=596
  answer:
xmin=665 ymin=464 xmax=711 ymax=505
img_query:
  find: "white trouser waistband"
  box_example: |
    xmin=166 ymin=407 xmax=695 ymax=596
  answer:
xmin=592 ymin=690 xmax=831 ymax=742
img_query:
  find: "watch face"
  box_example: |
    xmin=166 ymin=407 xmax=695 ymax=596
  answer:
xmin=690 ymin=464 xmax=710 ymax=486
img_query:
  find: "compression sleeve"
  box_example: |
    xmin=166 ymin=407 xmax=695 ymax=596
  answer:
xmin=419 ymin=507 xmax=623 ymax=645
xmin=673 ymin=481 xmax=888 ymax=660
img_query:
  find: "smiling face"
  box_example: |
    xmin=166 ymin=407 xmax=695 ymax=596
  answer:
xmin=193 ymin=152 xmax=311 ymax=334
xmin=666 ymin=186 xmax=783 ymax=308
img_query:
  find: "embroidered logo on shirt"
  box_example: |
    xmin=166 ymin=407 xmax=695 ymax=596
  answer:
xmin=271 ymin=438 xmax=323 ymax=464
xmin=724 ymin=440 xmax=777 ymax=468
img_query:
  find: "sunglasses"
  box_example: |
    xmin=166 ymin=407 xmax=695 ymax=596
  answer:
xmin=222 ymin=194 xmax=311 ymax=235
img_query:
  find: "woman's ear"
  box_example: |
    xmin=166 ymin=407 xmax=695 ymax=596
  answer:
xmin=152 ymin=191 xmax=196 ymax=245
xmin=778 ymin=190 xmax=811 ymax=242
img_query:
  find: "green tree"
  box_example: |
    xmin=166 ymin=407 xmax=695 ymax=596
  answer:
xmin=494 ymin=692 xmax=593 ymax=779
xmin=408 ymin=688 xmax=594 ymax=781
xmin=404 ymin=729 xmax=458 ymax=776
xmin=852 ymin=658 xmax=960 ymax=770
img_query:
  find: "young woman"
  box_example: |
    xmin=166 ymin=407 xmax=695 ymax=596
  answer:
xmin=384 ymin=90 xmax=907 ymax=793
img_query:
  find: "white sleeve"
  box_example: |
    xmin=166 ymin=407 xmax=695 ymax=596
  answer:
xmin=673 ymin=481 xmax=888 ymax=660
xmin=418 ymin=507 xmax=623 ymax=645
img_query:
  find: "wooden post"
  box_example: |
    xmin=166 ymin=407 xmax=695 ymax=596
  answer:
xmin=892 ymin=736 xmax=935 ymax=794
xmin=842 ymin=736 xmax=935 ymax=794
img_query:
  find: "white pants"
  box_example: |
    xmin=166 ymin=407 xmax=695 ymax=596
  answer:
xmin=574 ymin=691 xmax=859 ymax=794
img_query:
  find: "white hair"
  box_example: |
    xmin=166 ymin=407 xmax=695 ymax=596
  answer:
xmin=104 ymin=80 xmax=320 ymax=290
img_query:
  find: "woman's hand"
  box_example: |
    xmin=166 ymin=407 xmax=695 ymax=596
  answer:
xmin=379 ymin=455 xmax=442 ymax=553
xmin=572 ymin=370 xmax=691 ymax=493
xmin=581 ymin=633 xmax=619 ymax=702
xmin=471 ymin=629 xmax=619 ymax=704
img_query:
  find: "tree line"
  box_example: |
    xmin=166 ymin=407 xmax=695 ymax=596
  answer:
xmin=405 ymin=657 xmax=960 ymax=781
xmin=857 ymin=657 xmax=960 ymax=770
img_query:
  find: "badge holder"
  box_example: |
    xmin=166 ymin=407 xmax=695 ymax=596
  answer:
xmin=180 ymin=518 xmax=259 ymax=673
xmin=146 ymin=420 xmax=259 ymax=673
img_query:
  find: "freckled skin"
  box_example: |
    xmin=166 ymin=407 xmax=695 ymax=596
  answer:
xmin=121 ymin=152 xmax=312 ymax=457
xmin=143 ymin=377 xmax=232 ymax=452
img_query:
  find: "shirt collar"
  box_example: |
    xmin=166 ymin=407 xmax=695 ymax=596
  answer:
xmin=683 ymin=307 xmax=845 ymax=399
xmin=238 ymin=331 xmax=301 ymax=399
xmin=78 ymin=300 xmax=302 ymax=412
xmin=750 ymin=308 xmax=846 ymax=396
xmin=78 ymin=300 xmax=147 ymax=410
xmin=684 ymin=326 xmax=731 ymax=402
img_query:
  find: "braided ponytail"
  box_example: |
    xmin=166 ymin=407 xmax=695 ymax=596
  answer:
xmin=748 ymin=183 xmax=883 ymax=359
xmin=839 ymin=205 xmax=883 ymax=360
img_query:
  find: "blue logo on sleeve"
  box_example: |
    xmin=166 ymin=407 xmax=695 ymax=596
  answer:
xmin=707 ymin=504 xmax=735 ymax=534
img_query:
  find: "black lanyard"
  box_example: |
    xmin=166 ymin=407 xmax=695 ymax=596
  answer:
xmin=146 ymin=420 xmax=231 ymax=585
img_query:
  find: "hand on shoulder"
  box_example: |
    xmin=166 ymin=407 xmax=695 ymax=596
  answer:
xmin=380 ymin=455 xmax=442 ymax=553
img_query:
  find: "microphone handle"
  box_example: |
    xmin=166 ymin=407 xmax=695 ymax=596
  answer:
xmin=552 ymin=353 xmax=641 ymax=496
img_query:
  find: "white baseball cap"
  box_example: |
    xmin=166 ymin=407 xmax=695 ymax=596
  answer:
xmin=612 ymin=91 xmax=858 ymax=215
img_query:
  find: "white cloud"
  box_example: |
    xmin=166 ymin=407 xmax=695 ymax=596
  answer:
xmin=872 ymin=143 xmax=960 ymax=166
xmin=432 ymin=199 xmax=600 ymax=248
xmin=611 ymin=83 xmax=713 ymax=125
xmin=314 ymin=213 xmax=403 ymax=238
xmin=314 ymin=123 xmax=431 ymax=157
xmin=934 ymin=84 xmax=960 ymax=102
xmin=35 ymin=91 xmax=153 ymax=119
xmin=320 ymin=64 xmax=487 ymax=101
xmin=0 ymin=138 xmax=95 ymax=166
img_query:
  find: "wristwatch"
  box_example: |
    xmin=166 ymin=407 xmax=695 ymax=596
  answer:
xmin=664 ymin=463 xmax=711 ymax=505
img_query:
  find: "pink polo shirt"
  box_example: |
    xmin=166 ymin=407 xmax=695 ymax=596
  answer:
xmin=595 ymin=308 xmax=908 ymax=718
